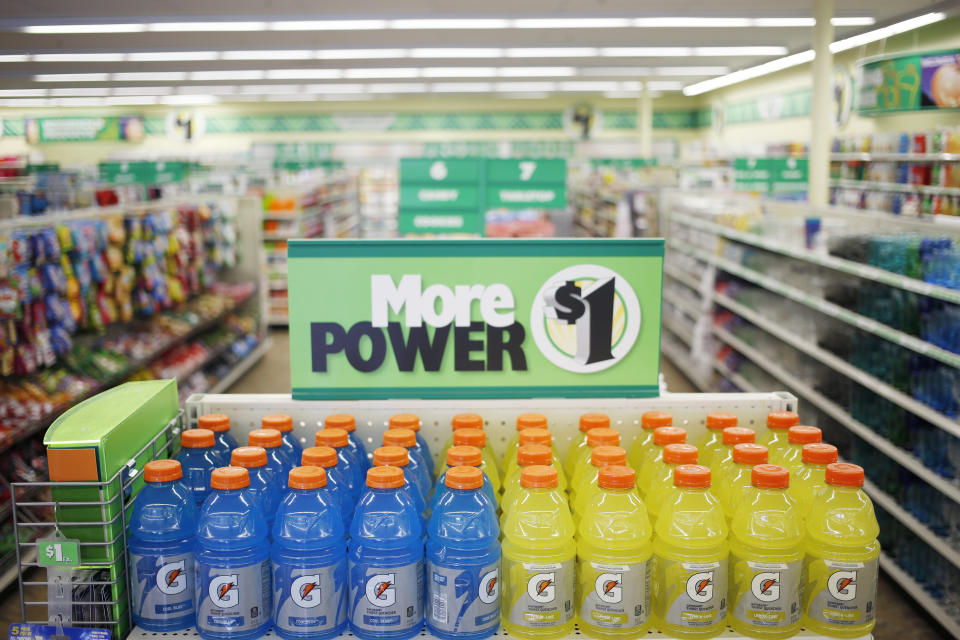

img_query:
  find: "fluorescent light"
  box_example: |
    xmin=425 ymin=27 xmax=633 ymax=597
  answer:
xmin=830 ymin=12 xmax=945 ymax=53
xmin=147 ymin=22 xmax=266 ymax=32
xmin=832 ymin=17 xmax=876 ymax=26
xmin=221 ymin=50 xmax=313 ymax=60
xmin=495 ymin=82 xmax=557 ymax=91
xmin=559 ymin=81 xmax=621 ymax=91
xmin=506 ymin=48 xmax=598 ymax=57
xmin=344 ymin=68 xmax=420 ymax=79
xmin=112 ymin=71 xmax=186 ymax=81
xmin=103 ymin=96 xmax=159 ymax=105
xmin=389 ymin=19 xmax=508 ymax=29
xmin=264 ymin=94 xmax=316 ymax=102
xmin=49 ymin=87 xmax=112 ymax=96
xmin=601 ymin=47 xmax=692 ymax=57
xmin=239 ymin=84 xmax=301 ymax=94
xmin=683 ymin=49 xmax=814 ymax=95
xmin=753 ymin=18 xmax=815 ymax=27
xmin=431 ymin=82 xmax=494 ymax=92
xmin=512 ymin=18 xmax=631 ymax=28
xmin=367 ymin=83 xmax=428 ymax=93
xmin=128 ymin=51 xmax=220 ymax=61
xmin=579 ymin=67 xmax=653 ymax=77
xmin=498 ymin=67 xmax=576 ymax=77
xmin=317 ymin=49 xmax=408 ymax=59
xmin=34 ymin=73 xmax=109 ymax=82
xmin=271 ymin=20 xmax=386 ymax=30
xmin=318 ymin=94 xmax=373 ymax=101
xmin=646 ymin=81 xmax=685 ymax=91
xmin=411 ymin=48 xmax=502 ymax=58
xmin=498 ymin=92 xmax=550 ymax=99
xmin=266 ymin=69 xmax=343 ymax=79
xmin=694 ymin=46 xmax=789 ymax=56
xmin=23 ymin=24 xmax=145 ymax=33
xmin=304 ymin=83 xmax=366 ymax=93
xmin=189 ymin=70 xmax=265 ymax=81
xmin=633 ymin=17 xmax=751 ymax=27
xmin=0 ymin=89 xmax=47 ymax=97
xmin=112 ymin=86 xmax=173 ymax=95
xmin=656 ymin=66 xmax=729 ymax=76
xmin=32 ymin=53 xmax=126 ymax=62
xmin=0 ymin=55 xmax=29 ymax=62
xmin=3 ymin=98 xmax=53 ymax=107
xmin=177 ymin=85 xmax=239 ymax=95
xmin=55 ymin=97 xmax=105 ymax=106
xmin=421 ymin=67 xmax=497 ymax=78
xmin=160 ymin=94 xmax=219 ymax=105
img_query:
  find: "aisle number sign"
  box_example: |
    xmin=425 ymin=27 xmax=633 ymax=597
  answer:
xmin=734 ymin=158 xmax=808 ymax=193
xmin=287 ymin=238 xmax=663 ymax=399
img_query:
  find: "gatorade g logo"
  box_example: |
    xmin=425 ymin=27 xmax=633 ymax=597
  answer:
xmin=479 ymin=569 xmax=499 ymax=604
xmin=531 ymin=265 xmax=641 ymax=373
xmin=828 ymin=571 xmax=857 ymax=601
xmin=366 ymin=573 xmax=397 ymax=608
xmin=209 ymin=574 xmax=239 ymax=608
xmin=528 ymin=572 xmax=556 ymax=603
xmin=751 ymin=572 xmax=780 ymax=602
xmin=157 ymin=561 xmax=187 ymax=595
xmin=595 ymin=573 xmax=623 ymax=604
xmin=292 ymin=575 xmax=322 ymax=608
xmin=686 ymin=572 xmax=714 ymax=603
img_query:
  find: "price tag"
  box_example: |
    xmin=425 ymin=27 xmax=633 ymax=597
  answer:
xmin=37 ymin=538 xmax=80 ymax=568
xmin=8 ymin=624 xmax=110 ymax=640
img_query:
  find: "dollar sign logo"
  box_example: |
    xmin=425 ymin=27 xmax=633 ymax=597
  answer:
xmin=545 ymin=280 xmax=585 ymax=325
xmin=543 ymin=277 xmax=616 ymax=365
xmin=45 ymin=545 xmax=55 ymax=559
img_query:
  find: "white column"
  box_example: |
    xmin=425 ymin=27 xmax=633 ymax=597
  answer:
xmin=638 ymin=82 xmax=653 ymax=157
xmin=809 ymin=0 xmax=834 ymax=207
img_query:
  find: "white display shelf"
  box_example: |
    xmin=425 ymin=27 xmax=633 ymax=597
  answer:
xmin=662 ymin=315 xmax=695 ymax=347
xmin=830 ymin=178 xmax=960 ymax=197
xmin=879 ymin=553 xmax=960 ymax=639
xmin=663 ymin=262 xmax=707 ymax=294
xmin=712 ymin=359 xmax=758 ymax=393
xmin=832 ymin=151 xmax=960 ymax=162
xmin=662 ymin=285 xmax=705 ymax=318
xmin=660 ymin=340 xmax=710 ymax=391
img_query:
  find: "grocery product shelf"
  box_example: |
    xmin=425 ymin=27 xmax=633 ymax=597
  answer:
xmin=830 ymin=178 xmax=960 ymax=197
xmin=712 ymin=359 xmax=758 ymax=392
xmin=661 ymin=315 xmax=695 ymax=347
xmin=209 ymin=339 xmax=273 ymax=393
xmin=662 ymin=285 xmax=705 ymax=318
xmin=663 ymin=262 xmax=707 ymax=294
xmin=660 ymin=340 xmax=710 ymax=391
xmin=832 ymin=151 xmax=960 ymax=162
xmin=879 ymin=553 xmax=960 ymax=639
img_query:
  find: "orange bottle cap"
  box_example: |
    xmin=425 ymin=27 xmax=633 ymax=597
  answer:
xmin=518 ymin=427 xmax=552 ymax=447
xmin=752 ymin=464 xmax=789 ymax=489
xmin=733 ymin=443 xmax=769 ymax=465
xmin=452 ymin=414 xmax=483 ymax=430
xmin=198 ymin=414 xmax=230 ymax=433
xmin=706 ymin=412 xmax=737 ymax=430
xmin=598 ymin=465 xmax=635 ymax=489
xmin=248 ymin=428 xmax=282 ymax=449
xmin=230 ymin=446 xmax=267 ymax=469
xmin=446 ymin=445 xmax=482 ymax=467
xmin=653 ymin=426 xmax=686 ymax=446
xmin=516 ymin=413 xmax=547 ymax=431
xmin=445 ymin=466 xmax=484 ymax=490
xmin=181 ymin=429 xmax=215 ymax=449
xmin=590 ymin=445 xmax=627 ymax=467
xmin=517 ymin=444 xmax=552 ymax=466
xmin=367 ymin=466 xmax=404 ymax=489
xmin=144 ymin=460 xmax=182 ymax=483
xmin=325 ymin=414 xmax=356 ymax=432
xmin=373 ymin=446 xmax=409 ymax=467
xmin=262 ymin=414 xmax=293 ymax=433
xmin=722 ymin=427 xmax=756 ymax=445
xmin=673 ymin=464 xmax=711 ymax=488
xmin=663 ymin=443 xmax=698 ymax=465
xmin=383 ymin=428 xmax=417 ymax=448
xmin=788 ymin=425 xmax=822 ymax=445
xmin=453 ymin=428 xmax=486 ymax=448
xmin=586 ymin=427 xmax=620 ymax=447
xmin=802 ymin=443 xmax=839 ymax=465
xmin=520 ymin=465 xmax=558 ymax=488
xmin=211 ymin=466 xmax=249 ymax=490
xmin=826 ymin=462 xmax=864 ymax=487
xmin=767 ymin=411 xmax=799 ymax=430
xmin=579 ymin=413 xmax=610 ymax=432
xmin=289 ymin=466 xmax=327 ymax=489
xmin=641 ymin=411 xmax=672 ymax=429
xmin=389 ymin=414 xmax=420 ymax=431
xmin=302 ymin=446 xmax=338 ymax=468
xmin=316 ymin=428 xmax=349 ymax=448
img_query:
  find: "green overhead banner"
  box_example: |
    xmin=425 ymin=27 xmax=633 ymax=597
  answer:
xmin=858 ymin=49 xmax=960 ymax=114
xmin=734 ymin=158 xmax=774 ymax=192
xmin=287 ymin=238 xmax=664 ymax=399
xmin=590 ymin=158 xmax=660 ymax=170
xmin=733 ymin=157 xmax=808 ymax=193
xmin=98 ymin=161 xmax=189 ymax=185
xmin=25 ymin=116 xmax=144 ymax=144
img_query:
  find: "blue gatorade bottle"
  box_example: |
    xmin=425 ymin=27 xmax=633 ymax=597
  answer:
xmin=195 ymin=467 xmax=272 ymax=640
xmin=231 ymin=446 xmax=282 ymax=532
xmin=372 ymin=446 xmax=428 ymax=529
xmin=383 ymin=428 xmax=432 ymax=500
xmin=272 ymin=466 xmax=349 ymax=640
xmin=199 ymin=414 xmax=239 ymax=462
xmin=249 ymin=428 xmax=294 ymax=479
xmin=263 ymin=414 xmax=303 ymax=469
xmin=326 ymin=414 xmax=371 ymax=471
xmin=303 ymin=446 xmax=353 ymax=526
xmin=129 ymin=460 xmax=198 ymax=631
xmin=390 ymin=414 xmax=434 ymax=476
xmin=427 ymin=466 xmax=501 ymax=640
xmin=316 ymin=428 xmax=364 ymax=503
xmin=431 ymin=446 xmax=498 ymax=514
xmin=176 ymin=428 xmax=224 ymax=508
xmin=349 ymin=466 xmax=425 ymax=640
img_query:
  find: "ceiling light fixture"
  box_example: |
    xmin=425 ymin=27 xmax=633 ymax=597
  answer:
xmin=830 ymin=11 xmax=945 ymax=53
xmin=0 ymin=55 xmax=29 ymax=62
xmin=34 ymin=73 xmax=109 ymax=82
xmin=23 ymin=24 xmax=145 ymax=33
xmin=316 ymin=49 xmax=408 ymax=59
xmin=188 ymin=70 xmax=266 ymax=80
xmin=128 ymin=51 xmax=220 ymax=61
xmin=48 ymin=87 xmax=112 ymax=96
xmin=389 ymin=19 xmax=509 ymax=29
xmin=271 ymin=20 xmax=387 ymax=30
xmin=221 ymin=50 xmax=313 ymax=60
xmin=147 ymin=22 xmax=266 ymax=32
xmin=112 ymin=71 xmax=187 ymax=81
xmin=0 ymin=89 xmax=48 ymax=96
xmin=266 ymin=69 xmax=343 ymax=79
xmin=366 ymin=83 xmax=429 ymax=92
xmin=32 ymin=53 xmax=126 ymax=62
xmin=512 ymin=18 xmax=632 ymax=28
xmin=160 ymin=94 xmax=219 ymax=105
xmin=430 ymin=82 xmax=495 ymax=92
xmin=411 ymin=48 xmax=502 ymax=58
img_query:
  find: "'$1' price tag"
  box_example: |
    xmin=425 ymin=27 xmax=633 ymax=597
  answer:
xmin=37 ymin=538 xmax=80 ymax=568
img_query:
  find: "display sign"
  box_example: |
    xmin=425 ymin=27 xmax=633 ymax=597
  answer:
xmin=8 ymin=624 xmax=111 ymax=640
xmin=486 ymin=158 xmax=567 ymax=208
xmin=734 ymin=158 xmax=773 ymax=192
xmin=287 ymin=239 xmax=663 ymax=399
xmin=590 ymin=158 xmax=659 ymax=170
xmin=37 ymin=538 xmax=80 ymax=567
xmin=99 ymin=161 xmax=188 ymax=185
xmin=734 ymin=157 xmax=808 ymax=193
xmin=858 ymin=49 xmax=960 ymax=114
xmin=25 ymin=116 xmax=143 ymax=144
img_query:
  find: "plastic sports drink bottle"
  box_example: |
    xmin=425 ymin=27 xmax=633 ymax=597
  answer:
xmin=717 ymin=444 xmax=769 ymax=522
xmin=777 ymin=426 xmax=822 ymax=472
xmin=789 ymin=443 xmax=838 ymax=517
xmin=372 ymin=446 xmax=428 ymax=528
xmin=729 ymin=465 xmax=803 ymax=639
xmin=272 ymin=466 xmax=348 ymax=640
xmin=571 ymin=446 xmax=628 ymax=525
xmin=803 ymin=463 xmax=879 ymax=638
xmin=326 ymin=414 xmax=370 ymax=470
xmin=176 ymin=428 xmax=224 ymax=508
xmin=302 ymin=446 xmax=352 ymax=526
xmin=195 ymin=467 xmax=272 ymax=640
xmin=389 ymin=413 xmax=434 ymax=476
xmin=383 ymin=428 xmax=433 ymax=500
xmin=568 ymin=427 xmax=620 ymax=501
xmin=452 ymin=428 xmax=501 ymax=495
xmin=627 ymin=412 xmax=672 ymax=472
xmin=500 ymin=445 xmax=563 ymax=525
xmin=199 ymin=414 xmax=239 ymax=463
xmin=636 ymin=427 xmax=687 ymax=498
xmin=697 ymin=413 xmax=737 ymax=469
xmin=759 ymin=411 xmax=799 ymax=464
xmin=129 ymin=460 xmax=198 ymax=631
xmin=316 ymin=428 xmax=363 ymax=503
xmin=651 ymin=464 xmax=728 ymax=639
xmin=503 ymin=414 xmax=549 ymax=472
xmin=710 ymin=427 xmax=756 ymax=484
xmin=426 ymin=467 xmax=501 ymax=640
xmin=563 ymin=414 xmax=610 ymax=478
xmin=250 ymin=428 xmax=294 ymax=479
xmin=502 ymin=466 xmax=575 ymax=640
xmin=503 ymin=428 xmax=563 ymax=485
xmin=349 ymin=466 xmax=425 ymax=640
xmin=644 ymin=443 xmax=698 ymax=528
xmin=437 ymin=414 xmax=494 ymax=477
xmin=231 ymin=446 xmax=282 ymax=532
xmin=432 ymin=446 xmax=498 ymax=513
xmin=577 ymin=465 xmax=652 ymax=639
xmin=263 ymin=414 xmax=303 ymax=470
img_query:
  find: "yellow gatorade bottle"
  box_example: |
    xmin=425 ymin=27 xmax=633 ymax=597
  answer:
xmin=729 ymin=464 xmax=804 ymax=639
xmin=627 ymin=411 xmax=672 ymax=472
xmin=803 ymin=463 xmax=879 ymax=638
xmin=502 ymin=465 xmax=576 ymax=640
xmin=503 ymin=428 xmax=562 ymax=485
xmin=645 ymin=443 xmax=698 ymax=528
xmin=569 ymin=428 xmax=621 ymax=501
xmin=501 ymin=444 xmax=566 ymax=528
xmin=571 ymin=446 xmax=628 ymax=526
xmin=777 ymin=426 xmax=822 ymax=471
xmin=711 ymin=427 xmax=756 ymax=486
xmin=504 ymin=413 xmax=549 ymax=464
xmin=451 ymin=427 xmax=501 ymax=495
xmin=564 ymin=413 xmax=610 ymax=478
xmin=577 ymin=466 xmax=653 ymax=639
xmin=636 ymin=426 xmax=687 ymax=498
xmin=436 ymin=414 xmax=494 ymax=476
xmin=789 ymin=443 xmax=838 ymax=518
xmin=698 ymin=413 xmax=738 ymax=469
xmin=717 ymin=443 xmax=769 ymax=523
xmin=760 ymin=411 xmax=799 ymax=463
xmin=651 ymin=464 xmax=728 ymax=639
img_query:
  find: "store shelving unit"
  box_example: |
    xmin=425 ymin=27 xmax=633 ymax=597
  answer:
xmin=357 ymin=166 xmax=399 ymax=238
xmin=830 ymin=178 xmax=960 ymax=198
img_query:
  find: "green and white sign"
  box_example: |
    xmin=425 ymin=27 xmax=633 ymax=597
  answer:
xmin=287 ymin=239 xmax=663 ymax=399
xmin=25 ymin=116 xmax=143 ymax=143
xmin=590 ymin=158 xmax=660 ymax=170
xmin=486 ymin=158 xmax=567 ymax=209
xmin=858 ymin=49 xmax=960 ymax=114
xmin=37 ymin=538 xmax=80 ymax=568
xmin=734 ymin=158 xmax=773 ymax=192
xmin=99 ymin=161 xmax=189 ymax=185
xmin=769 ymin=157 xmax=808 ymax=193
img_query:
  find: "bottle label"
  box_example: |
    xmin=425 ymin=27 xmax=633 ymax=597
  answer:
xmin=129 ymin=551 xmax=195 ymax=622
xmin=652 ymin=557 xmax=728 ymax=628
xmin=273 ymin=560 xmax=348 ymax=633
xmin=730 ymin=556 xmax=802 ymax=629
xmin=196 ymin=559 xmax=272 ymax=632
xmin=426 ymin=559 xmax=500 ymax=633
xmin=804 ymin=557 xmax=878 ymax=626
xmin=503 ymin=557 xmax=575 ymax=628
xmin=348 ymin=559 xmax=424 ymax=632
xmin=578 ymin=559 xmax=651 ymax=630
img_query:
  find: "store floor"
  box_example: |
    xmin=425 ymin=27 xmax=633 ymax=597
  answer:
xmin=0 ymin=329 xmax=950 ymax=638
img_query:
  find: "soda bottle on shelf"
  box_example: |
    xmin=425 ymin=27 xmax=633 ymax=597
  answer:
xmin=302 ymin=446 xmax=353 ymax=527
xmin=711 ymin=427 xmax=757 ymax=482
xmin=272 ymin=466 xmax=348 ymax=640
xmin=571 ymin=446 xmax=628 ymax=526
xmin=503 ymin=413 xmax=549 ymax=472
xmin=249 ymin=428 xmax=295 ymax=479
xmin=577 ymin=465 xmax=653 ymax=639
xmin=644 ymin=443 xmax=699 ymax=528
xmin=563 ymin=413 xmax=611 ymax=478
xmin=426 ymin=466 xmax=501 ymax=640
xmin=199 ymin=413 xmax=239 ymax=462
xmin=568 ymin=427 xmax=620 ymax=501
xmin=437 ymin=414 xmax=494 ymax=476
xmin=789 ymin=443 xmax=839 ymax=517
xmin=231 ymin=446 xmax=282 ymax=532
xmin=195 ymin=467 xmax=272 ymax=640
xmin=176 ymin=428 xmax=224 ymax=508
xmin=349 ymin=466 xmax=425 ymax=640
xmin=383 ymin=428 xmax=433 ymax=500
xmin=717 ymin=443 xmax=769 ymax=523
xmin=128 ymin=460 xmax=198 ymax=632
xmin=500 ymin=445 xmax=564 ymax=528
xmin=504 ymin=427 xmax=564 ymax=486
xmin=262 ymin=414 xmax=303 ymax=471
xmin=371 ymin=446 xmax=428 ymax=529
xmin=775 ymin=426 xmax=822 ymax=472
xmin=698 ymin=412 xmax=738 ymax=469
xmin=636 ymin=427 xmax=687 ymax=498
xmin=326 ymin=414 xmax=370 ymax=471
xmin=431 ymin=445 xmax=498 ymax=513
xmin=759 ymin=411 xmax=799 ymax=464
xmin=627 ymin=411 xmax=673 ymax=473
xmin=316 ymin=428 xmax=364 ymax=503
xmin=389 ymin=413 xmax=434 ymax=476
xmin=452 ymin=428 xmax=501 ymax=495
